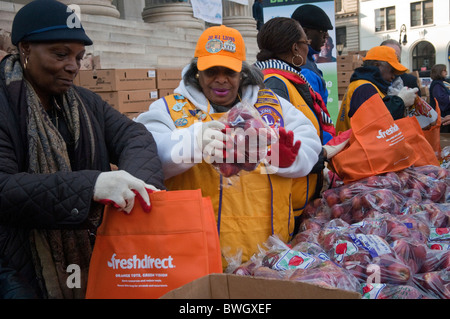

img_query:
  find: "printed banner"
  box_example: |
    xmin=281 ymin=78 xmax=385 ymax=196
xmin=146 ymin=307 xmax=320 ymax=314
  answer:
xmin=229 ymin=0 xmax=249 ymax=5
xmin=191 ymin=0 xmax=223 ymax=24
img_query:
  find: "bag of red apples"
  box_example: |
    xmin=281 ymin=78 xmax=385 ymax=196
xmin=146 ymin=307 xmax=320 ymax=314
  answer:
xmin=211 ymin=100 xmax=278 ymax=178
xmin=229 ymin=165 xmax=450 ymax=299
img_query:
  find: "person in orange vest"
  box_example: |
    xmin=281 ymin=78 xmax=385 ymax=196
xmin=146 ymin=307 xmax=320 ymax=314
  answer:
xmin=254 ymin=17 xmax=342 ymax=232
xmin=135 ymin=25 xmax=322 ymax=266
xmin=336 ymin=46 xmax=418 ymax=133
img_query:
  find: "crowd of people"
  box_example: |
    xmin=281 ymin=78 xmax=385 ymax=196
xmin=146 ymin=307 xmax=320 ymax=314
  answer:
xmin=0 ymin=0 xmax=448 ymax=299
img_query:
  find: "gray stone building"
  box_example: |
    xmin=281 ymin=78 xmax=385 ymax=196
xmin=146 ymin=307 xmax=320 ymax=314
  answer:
xmin=0 ymin=0 xmax=259 ymax=69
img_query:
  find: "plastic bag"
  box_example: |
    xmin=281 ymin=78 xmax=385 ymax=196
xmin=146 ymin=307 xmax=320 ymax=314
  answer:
xmin=287 ymin=259 xmax=361 ymax=293
xmin=361 ymin=283 xmax=434 ymax=299
xmin=413 ymin=269 xmax=450 ymax=299
xmin=212 ymin=100 xmax=278 ymax=178
xmin=388 ymin=77 xmax=438 ymax=129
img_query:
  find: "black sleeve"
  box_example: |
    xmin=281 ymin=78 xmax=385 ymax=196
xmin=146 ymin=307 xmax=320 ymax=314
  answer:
xmin=263 ymin=77 xmax=290 ymax=101
xmin=0 ymin=256 xmax=39 ymax=299
xmin=350 ymin=83 xmax=405 ymax=120
xmin=382 ymin=95 xmax=406 ymax=120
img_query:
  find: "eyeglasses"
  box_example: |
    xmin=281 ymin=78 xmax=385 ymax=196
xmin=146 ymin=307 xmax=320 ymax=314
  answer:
xmin=297 ymin=39 xmax=312 ymax=46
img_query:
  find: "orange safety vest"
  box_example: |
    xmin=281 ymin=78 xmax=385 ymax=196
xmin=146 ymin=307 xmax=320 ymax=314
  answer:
xmin=336 ymin=80 xmax=385 ymax=134
xmin=162 ymin=89 xmax=294 ymax=265
xmin=263 ymin=73 xmax=322 ymax=217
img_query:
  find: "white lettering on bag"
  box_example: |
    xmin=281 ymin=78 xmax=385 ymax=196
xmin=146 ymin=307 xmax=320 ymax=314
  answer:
xmin=107 ymin=253 xmax=175 ymax=270
xmin=376 ymin=123 xmax=399 ymax=139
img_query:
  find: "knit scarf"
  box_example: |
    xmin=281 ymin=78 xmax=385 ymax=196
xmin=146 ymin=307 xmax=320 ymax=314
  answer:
xmin=254 ymin=59 xmax=336 ymax=138
xmin=2 ymin=54 xmax=98 ymax=299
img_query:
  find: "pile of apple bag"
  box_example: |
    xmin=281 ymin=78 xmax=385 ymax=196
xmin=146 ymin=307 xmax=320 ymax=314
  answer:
xmin=231 ymin=165 xmax=450 ymax=299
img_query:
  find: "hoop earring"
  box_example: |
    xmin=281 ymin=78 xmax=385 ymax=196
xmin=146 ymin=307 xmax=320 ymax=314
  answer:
xmin=291 ymin=54 xmax=303 ymax=68
xmin=195 ymin=73 xmax=199 ymax=79
xmin=23 ymin=56 xmax=29 ymax=70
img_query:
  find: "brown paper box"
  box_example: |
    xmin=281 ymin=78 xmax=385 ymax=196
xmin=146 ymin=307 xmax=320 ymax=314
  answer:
xmin=160 ymin=273 xmax=361 ymax=299
xmin=97 ymin=89 xmax=157 ymax=113
xmin=156 ymin=68 xmax=183 ymax=89
xmin=78 ymin=69 xmax=157 ymax=92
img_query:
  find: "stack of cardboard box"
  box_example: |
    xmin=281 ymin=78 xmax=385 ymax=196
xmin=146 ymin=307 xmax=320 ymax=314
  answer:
xmin=75 ymin=67 xmax=183 ymax=119
xmin=155 ymin=68 xmax=183 ymax=99
xmin=76 ymin=68 xmax=158 ymax=119
xmin=336 ymin=50 xmax=367 ymax=101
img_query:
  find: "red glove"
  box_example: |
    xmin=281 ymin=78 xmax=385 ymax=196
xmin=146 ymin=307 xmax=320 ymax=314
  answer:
xmin=267 ymin=127 xmax=301 ymax=168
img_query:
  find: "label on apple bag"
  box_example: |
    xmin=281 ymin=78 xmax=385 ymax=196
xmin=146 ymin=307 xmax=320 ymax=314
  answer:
xmin=350 ymin=234 xmax=391 ymax=258
xmin=428 ymin=242 xmax=450 ymax=250
xmin=361 ymin=283 xmax=387 ymax=299
xmin=272 ymin=250 xmax=317 ymax=271
xmin=428 ymin=228 xmax=450 ymax=241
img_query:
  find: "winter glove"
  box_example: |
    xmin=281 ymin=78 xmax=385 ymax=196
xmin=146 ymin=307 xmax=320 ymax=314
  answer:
xmin=267 ymin=127 xmax=301 ymax=168
xmin=93 ymin=170 xmax=159 ymax=214
xmin=323 ymin=129 xmax=352 ymax=159
xmin=397 ymin=87 xmax=419 ymax=107
xmin=196 ymin=121 xmax=227 ymax=162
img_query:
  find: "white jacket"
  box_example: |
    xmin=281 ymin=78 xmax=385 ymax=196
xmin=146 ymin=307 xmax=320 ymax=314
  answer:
xmin=135 ymin=65 xmax=322 ymax=180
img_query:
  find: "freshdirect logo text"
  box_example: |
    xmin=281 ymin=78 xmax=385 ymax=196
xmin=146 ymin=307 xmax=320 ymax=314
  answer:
xmin=107 ymin=253 xmax=175 ymax=270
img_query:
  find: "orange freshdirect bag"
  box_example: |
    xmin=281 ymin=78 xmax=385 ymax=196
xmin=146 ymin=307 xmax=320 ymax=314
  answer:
xmin=421 ymin=98 xmax=442 ymax=160
xmin=332 ymin=94 xmax=418 ymax=184
xmin=85 ymin=189 xmax=222 ymax=299
xmin=395 ymin=116 xmax=440 ymax=167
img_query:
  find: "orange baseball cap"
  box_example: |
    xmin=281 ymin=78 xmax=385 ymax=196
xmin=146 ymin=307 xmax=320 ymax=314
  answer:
xmin=363 ymin=46 xmax=408 ymax=74
xmin=194 ymin=25 xmax=246 ymax=72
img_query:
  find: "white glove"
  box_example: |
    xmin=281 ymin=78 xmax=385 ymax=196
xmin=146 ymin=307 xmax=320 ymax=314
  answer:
xmin=196 ymin=121 xmax=227 ymax=163
xmin=93 ymin=170 xmax=159 ymax=214
xmin=397 ymin=87 xmax=419 ymax=107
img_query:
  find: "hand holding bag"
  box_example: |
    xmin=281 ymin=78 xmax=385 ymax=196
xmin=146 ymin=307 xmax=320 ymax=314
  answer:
xmin=85 ymin=189 xmax=222 ymax=299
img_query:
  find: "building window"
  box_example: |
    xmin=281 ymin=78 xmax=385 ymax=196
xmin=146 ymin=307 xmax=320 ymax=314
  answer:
xmin=335 ymin=0 xmax=342 ymax=12
xmin=336 ymin=27 xmax=346 ymax=48
xmin=411 ymin=0 xmax=433 ymax=27
xmin=375 ymin=6 xmax=396 ymax=32
xmin=412 ymin=41 xmax=436 ymax=76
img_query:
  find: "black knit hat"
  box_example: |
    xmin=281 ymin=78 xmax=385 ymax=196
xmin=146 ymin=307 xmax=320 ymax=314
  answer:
xmin=11 ymin=0 xmax=93 ymax=46
xmin=291 ymin=4 xmax=333 ymax=31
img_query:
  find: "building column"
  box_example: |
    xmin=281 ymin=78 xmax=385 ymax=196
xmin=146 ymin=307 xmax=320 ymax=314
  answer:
xmin=59 ymin=0 xmax=120 ymax=18
xmin=222 ymin=0 xmax=257 ymax=38
xmin=114 ymin=0 xmax=145 ymax=21
xmin=142 ymin=0 xmax=204 ymax=30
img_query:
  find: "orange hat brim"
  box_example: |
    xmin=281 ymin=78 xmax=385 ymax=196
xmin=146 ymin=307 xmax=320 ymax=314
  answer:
xmin=389 ymin=61 xmax=409 ymax=75
xmin=197 ymin=55 xmax=243 ymax=72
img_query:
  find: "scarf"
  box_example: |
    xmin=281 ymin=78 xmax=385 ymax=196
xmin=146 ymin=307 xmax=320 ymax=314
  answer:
xmin=254 ymin=59 xmax=336 ymax=139
xmin=2 ymin=54 xmax=99 ymax=299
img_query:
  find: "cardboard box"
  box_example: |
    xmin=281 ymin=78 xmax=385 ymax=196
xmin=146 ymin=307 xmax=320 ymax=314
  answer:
xmin=336 ymin=55 xmax=353 ymax=64
xmin=156 ymin=68 xmax=183 ymax=89
xmin=98 ymin=89 xmax=157 ymax=113
xmin=338 ymin=71 xmax=352 ymax=82
xmin=78 ymin=68 xmax=156 ymax=92
xmin=338 ymin=78 xmax=351 ymax=88
xmin=158 ymin=88 xmax=175 ymax=98
xmin=337 ymin=62 xmax=354 ymax=72
xmin=160 ymin=273 xmax=361 ymax=299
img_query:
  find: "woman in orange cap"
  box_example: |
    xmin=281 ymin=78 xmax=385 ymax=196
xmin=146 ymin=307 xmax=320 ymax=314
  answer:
xmin=336 ymin=46 xmax=419 ymax=133
xmin=136 ymin=25 xmax=322 ymax=268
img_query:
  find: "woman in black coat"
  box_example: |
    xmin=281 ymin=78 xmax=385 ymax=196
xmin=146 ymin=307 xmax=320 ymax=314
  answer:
xmin=0 ymin=0 xmax=164 ymax=298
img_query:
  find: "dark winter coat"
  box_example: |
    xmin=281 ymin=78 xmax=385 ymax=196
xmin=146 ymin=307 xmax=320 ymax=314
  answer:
xmin=0 ymin=59 xmax=165 ymax=298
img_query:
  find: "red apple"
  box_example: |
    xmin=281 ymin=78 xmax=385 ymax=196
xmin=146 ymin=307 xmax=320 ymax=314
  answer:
xmin=385 ymin=261 xmax=411 ymax=284
xmin=324 ymin=191 xmax=340 ymax=208
xmin=219 ymin=163 xmax=240 ymax=177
